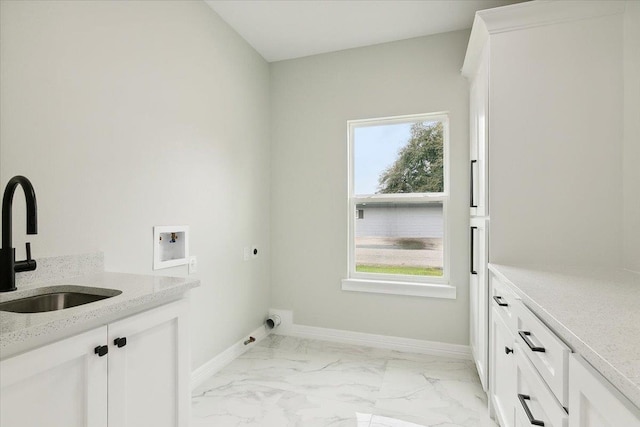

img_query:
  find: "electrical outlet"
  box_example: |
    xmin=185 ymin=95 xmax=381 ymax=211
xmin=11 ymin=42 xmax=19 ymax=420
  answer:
xmin=243 ymin=247 xmax=250 ymax=261
xmin=188 ymin=256 xmax=197 ymax=274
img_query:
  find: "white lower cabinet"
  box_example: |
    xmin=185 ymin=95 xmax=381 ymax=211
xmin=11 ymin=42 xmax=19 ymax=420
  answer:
xmin=108 ymin=300 xmax=189 ymax=427
xmin=514 ymin=300 xmax=570 ymax=408
xmin=514 ymin=344 xmax=568 ymax=427
xmin=488 ymin=270 xmax=640 ymax=427
xmin=490 ymin=307 xmax=515 ymax=427
xmin=569 ymin=355 xmax=640 ymax=427
xmin=0 ymin=326 xmax=108 ymax=427
xmin=0 ymin=300 xmax=189 ymax=427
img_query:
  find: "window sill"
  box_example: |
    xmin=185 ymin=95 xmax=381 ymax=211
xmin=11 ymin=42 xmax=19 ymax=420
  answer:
xmin=341 ymin=278 xmax=456 ymax=299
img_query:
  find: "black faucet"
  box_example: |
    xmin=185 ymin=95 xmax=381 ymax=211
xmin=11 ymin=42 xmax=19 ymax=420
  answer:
xmin=0 ymin=176 xmax=38 ymax=292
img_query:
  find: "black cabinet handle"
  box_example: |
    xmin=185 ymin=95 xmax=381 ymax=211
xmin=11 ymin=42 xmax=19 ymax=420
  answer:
xmin=470 ymin=160 xmax=478 ymax=208
xmin=114 ymin=337 xmax=127 ymax=348
xmin=505 ymin=346 xmax=513 ymax=355
xmin=493 ymin=296 xmax=508 ymax=307
xmin=94 ymin=345 xmax=108 ymax=357
xmin=518 ymin=394 xmax=545 ymax=426
xmin=470 ymin=226 xmax=478 ymax=275
xmin=518 ymin=331 xmax=546 ymax=353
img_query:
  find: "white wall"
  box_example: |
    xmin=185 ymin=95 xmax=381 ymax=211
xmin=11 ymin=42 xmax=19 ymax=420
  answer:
xmin=0 ymin=0 xmax=271 ymax=369
xmin=623 ymin=1 xmax=640 ymax=273
xmin=489 ymin=13 xmax=624 ymax=268
xmin=270 ymin=31 xmax=471 ymax=345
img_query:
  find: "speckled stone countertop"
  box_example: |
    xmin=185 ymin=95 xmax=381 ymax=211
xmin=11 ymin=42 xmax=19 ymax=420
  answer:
xmin=489 ymin=264 xmax=640 ymax=409
xmin=1 ymin=271 xmax=199 ymax=358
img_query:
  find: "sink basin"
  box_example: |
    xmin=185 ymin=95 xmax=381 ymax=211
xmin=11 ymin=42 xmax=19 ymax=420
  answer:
xmin=0 ymin=288 xmax=122 ymax=313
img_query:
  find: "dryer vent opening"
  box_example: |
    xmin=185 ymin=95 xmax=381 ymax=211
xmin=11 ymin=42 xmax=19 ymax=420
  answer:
xmin=265 ymin=314 xmax=281 ymax=329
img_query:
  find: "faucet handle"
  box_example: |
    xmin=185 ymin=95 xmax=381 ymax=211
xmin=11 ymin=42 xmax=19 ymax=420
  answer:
xmin=14 ymin=242 xmax=36 ymax=273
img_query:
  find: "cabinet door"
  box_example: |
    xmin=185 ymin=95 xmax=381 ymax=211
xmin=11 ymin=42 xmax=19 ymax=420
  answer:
xmin=470 ymin=44 xmax=489 ymax=217
xmin=470 ymin=217 xmax=489 ymax=390
xmin=0 ymin=326 xmax=108 ymax=427
xmin=490 ymin=307 xmax=515 ymax=427
xmin=569 ymin=355 xmax=640 ymax=427
xmin=108 ymin=300 xmax=189 ymax=427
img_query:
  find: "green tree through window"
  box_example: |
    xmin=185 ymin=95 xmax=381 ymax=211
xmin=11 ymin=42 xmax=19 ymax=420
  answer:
xmin=377 ymin=121 xmax=444 ymax=194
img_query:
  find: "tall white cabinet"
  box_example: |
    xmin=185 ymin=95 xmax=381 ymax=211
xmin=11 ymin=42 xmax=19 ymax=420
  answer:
xmin=466 ymin=12 xmax=490 ymax=393
xmin=462 ymin=0 xmax=631 ymax=424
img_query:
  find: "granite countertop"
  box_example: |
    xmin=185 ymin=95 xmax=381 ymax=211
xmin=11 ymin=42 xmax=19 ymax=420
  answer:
xmin=0 ymin=271 xmax=199 ymax=358
xmin=489 ymin=263 xmax=640 ymax=409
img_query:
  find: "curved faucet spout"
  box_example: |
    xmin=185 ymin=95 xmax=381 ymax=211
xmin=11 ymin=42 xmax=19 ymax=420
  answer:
xmin=2 ymin=175 xmax=38 ymax=249
xmin=1 ymin=175 xmax=38 ymax=292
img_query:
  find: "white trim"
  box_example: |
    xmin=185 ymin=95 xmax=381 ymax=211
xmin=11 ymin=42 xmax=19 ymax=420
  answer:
xmin=341 ymin=278 xmax=455 ymax=299
xmin=191 ymin=311 xmax=470 ymax=391
xmin=348 ymin=112 xmax=449 ymax=129
xmin=462 ymin=0 xmax=625 ymax=77
xmin=353 ymin=194 xmax=447 ymax=204
xmin=190 ymin=324 xmax=270 ymax=390
xmin=278 ymin=323 xmax=471 ymax=360
xmin=478 ymin=0 xmax=624 ymax=36
xmin=346 ymin=112 xmax=451 ymax=287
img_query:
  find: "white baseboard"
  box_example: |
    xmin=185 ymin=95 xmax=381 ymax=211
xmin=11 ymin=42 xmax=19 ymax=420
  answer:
xmin=191 ymin=324 xmax=270 ymax=390
xmin=279 ymin=322 xmax=471 ymax=360
xmin=192 ymin=311 xmax=471 ymax=390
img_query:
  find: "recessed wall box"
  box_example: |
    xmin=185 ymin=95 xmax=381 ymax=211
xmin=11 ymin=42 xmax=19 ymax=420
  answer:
xmin=153 ymin=225 xmax=189 ymax=270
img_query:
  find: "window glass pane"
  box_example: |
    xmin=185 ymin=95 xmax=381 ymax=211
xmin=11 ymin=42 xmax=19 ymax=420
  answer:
xmin=354 ymin=202 xmax=443 ymax=277
xmin=354 ymin=120 xmax=444 ymax=195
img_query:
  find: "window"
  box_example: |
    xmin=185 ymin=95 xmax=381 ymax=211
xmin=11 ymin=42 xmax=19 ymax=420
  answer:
xmin=342 ymin=113 xmax=454 ymax=299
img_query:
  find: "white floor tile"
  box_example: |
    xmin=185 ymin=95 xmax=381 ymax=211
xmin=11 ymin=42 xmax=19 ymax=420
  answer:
xmin=192 ymin=335 xmax=497 ymax=427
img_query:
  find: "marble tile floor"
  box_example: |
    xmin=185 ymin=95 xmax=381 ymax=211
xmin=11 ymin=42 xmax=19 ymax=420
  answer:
xmin=192 ymin=335 xmax=498 ymax=427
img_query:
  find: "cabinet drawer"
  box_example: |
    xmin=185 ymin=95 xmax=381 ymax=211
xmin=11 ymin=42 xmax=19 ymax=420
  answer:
xmin=490 ymin=273 xmax=519 ymax=332
xmin=514 ymin=301 xmax=570 ymax=408
xmin=515 ymin=344 xmax=568 ymax=427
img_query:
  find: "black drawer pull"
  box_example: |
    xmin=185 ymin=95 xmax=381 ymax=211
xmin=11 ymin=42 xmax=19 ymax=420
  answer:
xmin=518 ymin=394 xmax=545 ymax=426
xmin=470 ymin=226 xmax=478 ymax=275
xmin=518 ymin=331 xmax=546 ymax=353
xmin=114 ymin=337 xmax=127 ymax=348
xmin=470 ymin=160 xmax=478 ymax=208
xmin=505 ymin=346 xmax=513 ymax=355
xmin=493 ymin=295 xmax=508 ymax=307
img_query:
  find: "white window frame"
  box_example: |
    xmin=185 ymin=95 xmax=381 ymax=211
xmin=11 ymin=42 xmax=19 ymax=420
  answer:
xmin=341 ymin=112 xmax=455 ymax=299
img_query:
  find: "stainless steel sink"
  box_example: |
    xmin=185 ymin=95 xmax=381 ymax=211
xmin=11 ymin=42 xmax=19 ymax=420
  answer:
xmin=0 ymin=287 xmax=122 ymax=313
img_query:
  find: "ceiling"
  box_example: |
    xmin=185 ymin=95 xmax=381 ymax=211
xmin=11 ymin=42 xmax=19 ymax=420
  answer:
xmin=205 ymin=0 xmax=526 ymax=62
